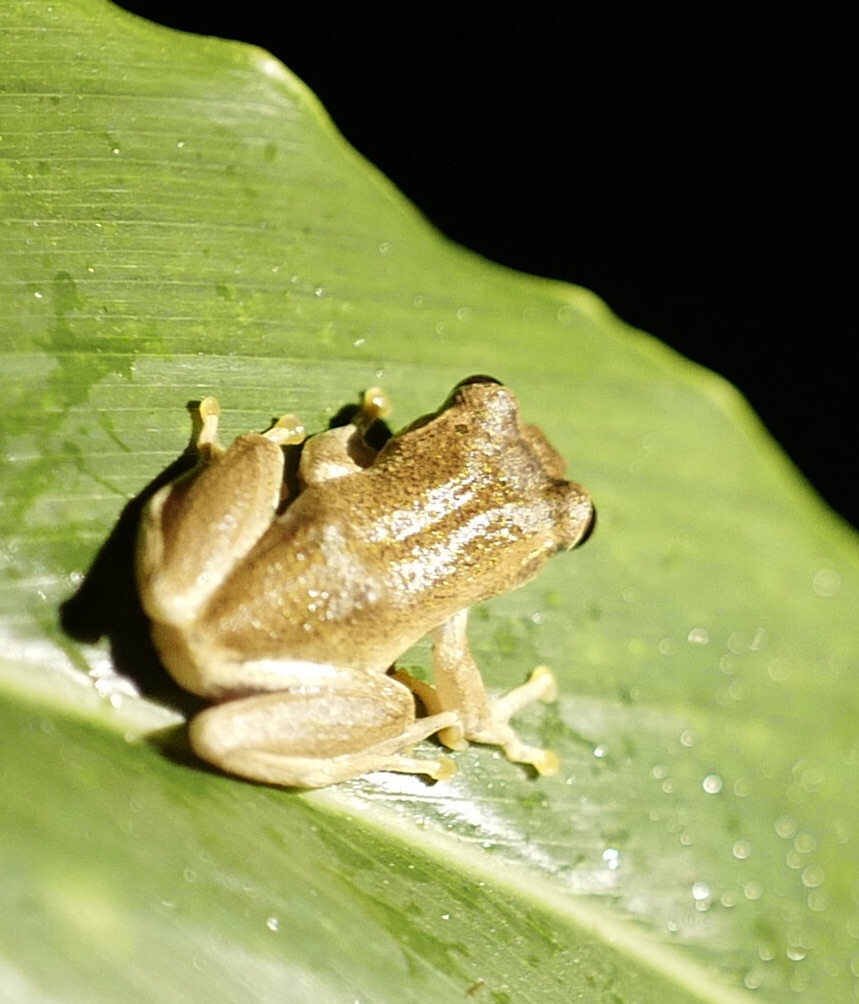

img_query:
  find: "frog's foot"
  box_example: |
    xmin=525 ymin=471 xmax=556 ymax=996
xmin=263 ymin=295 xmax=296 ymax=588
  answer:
xmin=188 ymin=693 xmax=461 ymax=789
xmin=492 ymin=665 xmax=558 ymax=720
xmin=224 ymin=737 xmax=459 ymax=789
xmin=357 ymin=386 xmax=392 ymax=427
xmin=398 ymin=664 xmax=559 ymax=776
xmin=196 ymin=396 xmax=221 ymax=448
xmin=391 ymin=668 xmax=469 ymax=751
xmin=193 ymin=396 xmax=306 ymax=452
xmin=361 ymin=713 xmax=461 ymax=783
xmin=263 ymin=413 xmax=306 ymax=447
xmin=478 ymin=667 xmax=560 ymax=776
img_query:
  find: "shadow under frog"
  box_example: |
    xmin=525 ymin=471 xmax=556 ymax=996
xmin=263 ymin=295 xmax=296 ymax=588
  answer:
xmin=60 ymin=411 xmax=208 ymax=715
xmin=64 ymin=377 xmax=594 ymax=788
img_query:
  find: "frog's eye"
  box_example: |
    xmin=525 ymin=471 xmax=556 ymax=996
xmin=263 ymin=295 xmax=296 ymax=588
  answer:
xmin=574 ymin=506 xmax=597 ymax=548
xmin=456 ymin=374 xmax=502 ymax=388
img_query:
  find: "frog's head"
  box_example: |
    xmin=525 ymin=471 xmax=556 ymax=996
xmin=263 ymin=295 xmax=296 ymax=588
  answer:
xmin=452 ymin=376 xmax=597 ymax=553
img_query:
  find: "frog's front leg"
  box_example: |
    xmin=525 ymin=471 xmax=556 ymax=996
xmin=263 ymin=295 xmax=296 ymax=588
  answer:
xmin=298 ymin=386 xmax=392 ymax=486
xmin=188 ymin=666 xmax=460 ymax=788
xmin=424 ymin=609 xmax=560 ymax=776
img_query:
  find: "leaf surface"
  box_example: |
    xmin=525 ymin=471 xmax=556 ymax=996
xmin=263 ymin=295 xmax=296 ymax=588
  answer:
xmin=1 ymin=3 xmax=857 ymax=1000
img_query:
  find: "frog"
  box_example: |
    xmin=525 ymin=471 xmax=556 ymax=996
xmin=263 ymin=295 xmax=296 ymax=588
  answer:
xmin=136 ymin=376 xmax=595 ymax=788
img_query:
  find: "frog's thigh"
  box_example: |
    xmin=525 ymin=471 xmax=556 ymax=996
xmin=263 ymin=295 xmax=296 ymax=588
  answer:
xmin=431 ymin=610 xmax=560 ymax=776
xmin=139 ymin=431 xmax=288 ymax=625
xmin=189 ymin=670 xmax=460 ymax=788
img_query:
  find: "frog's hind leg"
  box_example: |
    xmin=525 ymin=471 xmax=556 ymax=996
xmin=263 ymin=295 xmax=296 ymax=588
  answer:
xmin=138 ymin=399 xmax=308 ymax=630
xmin=188 ymin=670 xmax=460 ymax=789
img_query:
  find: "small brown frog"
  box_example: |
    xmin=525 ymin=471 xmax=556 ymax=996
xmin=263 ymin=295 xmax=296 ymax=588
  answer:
xmin=136 ymin=377 xmax=594 ymax=787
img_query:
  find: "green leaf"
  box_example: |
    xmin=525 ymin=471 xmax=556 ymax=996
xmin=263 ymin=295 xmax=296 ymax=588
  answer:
xmin=2 ymin=2 xmax=857 ymax=1000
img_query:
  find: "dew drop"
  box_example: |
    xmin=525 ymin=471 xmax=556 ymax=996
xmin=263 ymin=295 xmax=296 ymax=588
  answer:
xmin=733 ymin=777 xmax=753 ymax=797
xmin=732 ymin=840 xmax=752 ymax=860
xmin=727 ymin=631 xmax=747 ymax=654
xmin=691 ymin=881 xmax=712 ymax=910
xmin=812 ymin=567 xmax=841 ymax=597
xmin=750 ymin=627 xmax=768 ymax=650
xmin=785 ymin=849 xmax=804 ymax=870
xmin=602 ymin=848 xmax=621 ymax=871
xmin=774 ymin=815 xmax=798 ymax=839
xmin=807 ymin=889 xmax=830 ymax=912
xmin=801 ymin=864 xmax=824 ymax=888
xmin=794 ymin=831 xmax=817 ymax=854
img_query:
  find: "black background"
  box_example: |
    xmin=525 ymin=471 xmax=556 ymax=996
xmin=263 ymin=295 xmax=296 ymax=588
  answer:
xmin=116 ymin=4 xmax=856 ymax=530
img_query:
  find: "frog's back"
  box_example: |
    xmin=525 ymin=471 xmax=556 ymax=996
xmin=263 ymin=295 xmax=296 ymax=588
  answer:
xmin=196 ymin=386 xmax=589 ymax=673
xmin=195 ymin=473 xmax=505 ymax=672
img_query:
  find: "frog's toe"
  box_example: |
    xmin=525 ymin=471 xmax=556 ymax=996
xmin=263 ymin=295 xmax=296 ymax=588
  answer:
xmin=498 ymin=734 xmax=560 ymax=777
xmin=531 ymin=748 xmax=560 ymax=777
xmin=429 ymin=756 xmax=458 ymax=782
xmin=529 ymin=665 xmax=558 ymax=704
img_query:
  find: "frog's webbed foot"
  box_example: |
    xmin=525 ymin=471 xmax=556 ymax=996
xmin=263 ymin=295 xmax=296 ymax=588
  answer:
xmin=392 ymin=667 xmax=561 ymax=777
xmin=481 ymin=666 xmax=560 ymax=776
xmin=429 ymin=611 xmax=560 ymax=777
xmin=187 ymin=669 xmax=461 ymax=789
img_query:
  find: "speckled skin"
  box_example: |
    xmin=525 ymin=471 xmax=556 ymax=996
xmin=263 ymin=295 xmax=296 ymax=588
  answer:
xmin=136 ymin=377 xmax=594 ymax=787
